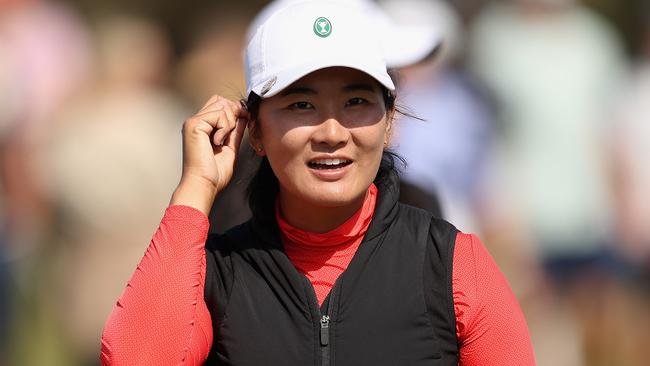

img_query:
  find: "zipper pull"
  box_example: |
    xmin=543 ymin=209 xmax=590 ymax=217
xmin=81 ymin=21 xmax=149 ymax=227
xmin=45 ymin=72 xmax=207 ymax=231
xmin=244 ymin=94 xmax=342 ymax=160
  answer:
xmin=320 ymin=315 xmax=330 ymax=346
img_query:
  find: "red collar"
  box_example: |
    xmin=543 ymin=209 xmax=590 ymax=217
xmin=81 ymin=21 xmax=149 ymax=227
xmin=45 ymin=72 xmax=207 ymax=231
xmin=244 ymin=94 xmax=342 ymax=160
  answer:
xmin=276 ymin=184 xmax=378 ymax=250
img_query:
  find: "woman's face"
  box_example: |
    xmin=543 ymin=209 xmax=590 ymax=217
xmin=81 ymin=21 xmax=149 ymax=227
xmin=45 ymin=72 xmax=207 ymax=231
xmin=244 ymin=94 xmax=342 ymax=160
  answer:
xmin=251 ymin=67 xmax=392 ymax=209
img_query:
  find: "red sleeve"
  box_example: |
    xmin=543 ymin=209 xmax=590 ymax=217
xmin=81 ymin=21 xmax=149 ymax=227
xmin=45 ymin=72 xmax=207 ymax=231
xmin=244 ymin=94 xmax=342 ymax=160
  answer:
xmin=100 ymin=205 xmax=213 ymax=365
xmin=453 ymin=233 xmax=536 ymax=365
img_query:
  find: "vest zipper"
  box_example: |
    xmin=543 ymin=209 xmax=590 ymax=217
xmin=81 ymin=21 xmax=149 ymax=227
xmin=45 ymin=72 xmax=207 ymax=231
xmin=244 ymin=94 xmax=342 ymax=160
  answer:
xmin=320 ymin=310 xmax=332 ymax=365
xmin=319 ymin=280 xmax=339 ymax=366
xmin=320 ymin=314 xmax=330 ymax=365
xmin=320 ymin=315 xmax=330 ymax=346
xmin=319 ymin=299 xmax=332 ymax=366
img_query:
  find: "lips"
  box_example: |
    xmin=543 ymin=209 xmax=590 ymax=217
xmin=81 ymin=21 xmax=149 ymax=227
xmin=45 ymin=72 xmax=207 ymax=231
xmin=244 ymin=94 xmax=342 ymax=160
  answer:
xmin=307 ymin=158 xmax=352 ymax=170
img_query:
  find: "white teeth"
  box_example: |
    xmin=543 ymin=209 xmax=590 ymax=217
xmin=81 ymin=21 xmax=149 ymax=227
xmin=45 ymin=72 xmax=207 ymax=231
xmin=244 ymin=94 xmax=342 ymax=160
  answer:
xmin=311 ymin=158 xmax=350 ymax=166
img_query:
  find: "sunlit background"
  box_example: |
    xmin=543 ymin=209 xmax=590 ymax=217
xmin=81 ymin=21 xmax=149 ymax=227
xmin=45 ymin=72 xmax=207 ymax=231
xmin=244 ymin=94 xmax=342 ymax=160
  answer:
xmin=1 ymin=0 xmax=649 ymax=365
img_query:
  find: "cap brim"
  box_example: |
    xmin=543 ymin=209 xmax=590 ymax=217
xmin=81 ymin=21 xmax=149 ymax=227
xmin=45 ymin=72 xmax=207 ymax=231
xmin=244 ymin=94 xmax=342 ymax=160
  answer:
xmin=251 ymin=56 xmax=395 ymax=98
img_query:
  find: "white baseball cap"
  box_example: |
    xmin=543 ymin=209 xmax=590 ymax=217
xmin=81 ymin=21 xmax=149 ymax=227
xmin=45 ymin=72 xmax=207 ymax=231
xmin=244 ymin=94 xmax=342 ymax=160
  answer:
xmin=244 ymin=1 xmax=396 ymax=99
xmin=246 ymin=0 xmax=441 ymax=70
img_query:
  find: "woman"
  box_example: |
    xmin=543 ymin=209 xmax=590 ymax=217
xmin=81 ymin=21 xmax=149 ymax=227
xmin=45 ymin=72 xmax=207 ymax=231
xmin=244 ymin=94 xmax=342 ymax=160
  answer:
xmin=101 ymin=2 xmax=535 ymax=365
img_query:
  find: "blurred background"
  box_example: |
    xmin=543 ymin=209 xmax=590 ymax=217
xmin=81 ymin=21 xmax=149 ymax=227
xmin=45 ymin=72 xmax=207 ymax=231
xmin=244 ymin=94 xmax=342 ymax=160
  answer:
xmin=1 ymin=0 xmax=649 ymax=364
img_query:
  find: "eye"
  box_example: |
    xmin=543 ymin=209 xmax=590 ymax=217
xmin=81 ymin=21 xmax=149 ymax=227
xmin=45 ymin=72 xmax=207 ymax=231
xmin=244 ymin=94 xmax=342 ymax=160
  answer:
xmin=288 ymin=101 xmax=314 ymax=110
xmin=346 ymin=97 xmax=367 ymax=106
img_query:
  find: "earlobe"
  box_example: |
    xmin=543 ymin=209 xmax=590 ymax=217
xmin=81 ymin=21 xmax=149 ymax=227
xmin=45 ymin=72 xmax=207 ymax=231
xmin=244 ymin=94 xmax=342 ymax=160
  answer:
xmin=247 ymin=120 xmax=266 ymax=156
xmin=249 ymin=141 xmax=266 ymax=156
xmin=252 ymin=145 xmax=265 ymax=155
xmin=384 ymin=114 xmax=394 ymax=147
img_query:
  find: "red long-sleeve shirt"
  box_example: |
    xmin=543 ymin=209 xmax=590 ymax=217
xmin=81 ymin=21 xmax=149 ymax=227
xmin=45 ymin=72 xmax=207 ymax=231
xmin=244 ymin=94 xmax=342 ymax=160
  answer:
xmin=101 ymin=198 xmax=535 ymax=365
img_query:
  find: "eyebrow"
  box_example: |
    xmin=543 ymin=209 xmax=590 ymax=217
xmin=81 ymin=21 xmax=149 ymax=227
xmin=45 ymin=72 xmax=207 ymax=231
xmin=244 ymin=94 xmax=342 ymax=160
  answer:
xmin=279 ymin=87 xmax=317 ymax=97
xmin=280 ymin=83 xmax=379 ymax=97
xmin=342 ymin=83 xmax=378 ymax=93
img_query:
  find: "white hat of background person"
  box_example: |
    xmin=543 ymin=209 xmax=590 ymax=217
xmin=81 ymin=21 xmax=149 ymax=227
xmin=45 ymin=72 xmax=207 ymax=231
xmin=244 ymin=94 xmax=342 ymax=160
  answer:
xmin=245 ymin=0 xmax=441 ymax=69
xmin=245 ymin=1 xmax=395 ymax=99
xmin=378 ymin=0 xmax=462 ymax=65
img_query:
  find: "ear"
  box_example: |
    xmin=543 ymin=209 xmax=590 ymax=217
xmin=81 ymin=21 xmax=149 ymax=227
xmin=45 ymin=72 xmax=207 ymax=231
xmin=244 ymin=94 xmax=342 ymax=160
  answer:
xmin=247 ymin=119 xmax=266 ymax=156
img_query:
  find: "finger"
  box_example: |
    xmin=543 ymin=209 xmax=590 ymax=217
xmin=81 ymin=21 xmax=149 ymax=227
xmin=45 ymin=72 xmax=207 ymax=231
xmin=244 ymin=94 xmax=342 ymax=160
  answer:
xmin=188 ymin=110 xmax=234 ymax=145
xmin=200 ymin=102 xmax=236 ymax=126
xmin=200 ymin=95 xmax=224 ymax=111
xmin=208 ymin=99 xmax=249 ymax=129
xmin=239 ymin=99 xmax=251 ymax=119
xmin=221 ymin=103 xmax=237 ymax=132
xmin=209 ymin=112 xmax=235 ymax=146
xmin=199 ymin=100 xmax=224 ymax=114
xmin=238 ymin=106 xmax=249 ymax=120
xmin=223 ymin=116 xmax=248 ymax=154
xmin=200 ymin=100 xmax=245 ymax=129
xmin=212 ymin=103 xmax=239 ymax=145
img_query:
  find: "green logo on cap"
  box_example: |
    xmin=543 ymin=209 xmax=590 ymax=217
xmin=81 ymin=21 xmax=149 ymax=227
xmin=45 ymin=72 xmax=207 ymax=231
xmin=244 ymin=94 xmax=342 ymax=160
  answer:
xmin=313 ymin=17 xmax=332 ymax=38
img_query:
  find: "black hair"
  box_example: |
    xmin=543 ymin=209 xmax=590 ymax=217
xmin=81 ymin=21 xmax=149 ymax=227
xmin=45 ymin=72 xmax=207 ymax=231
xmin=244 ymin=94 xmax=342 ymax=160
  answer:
xmin=243 ymin=83 xmax=406 ymax=218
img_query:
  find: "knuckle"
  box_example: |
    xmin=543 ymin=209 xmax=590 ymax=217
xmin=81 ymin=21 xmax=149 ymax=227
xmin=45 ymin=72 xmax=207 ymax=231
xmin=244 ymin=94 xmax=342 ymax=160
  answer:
xmin=206 ymin=95 xmax=221 ymax=104
xmin=215 ymin=118 xmax=228 ymax=128
xmin=184 ymin=116 xmax=201 ymax=127
xmin=182 ymin=118 xmax=195 ymax=129
xmin=213 ymin=112 xmax=226 ymax=123
xmin=226 ymin=99 xmax=239 ymax=110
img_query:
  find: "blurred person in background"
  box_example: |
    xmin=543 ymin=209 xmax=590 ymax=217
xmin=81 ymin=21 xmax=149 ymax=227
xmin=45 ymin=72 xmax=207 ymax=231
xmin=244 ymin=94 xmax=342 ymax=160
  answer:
xmin=0 ymin=21 xmax=14 ymax=360
xmin=175 ymin=13 xmax=248 ymax=106
xmin=468 ymin=0 xmax=629 ymax=363
xmin=0 ymin=0 xmax=92 ymax=252
xmin=384 ymin=0 xmax=542 ymax=312
xmin=610 ymin=5 xmax=650 ymax=278
xmin=35 ymin=14 xmax=186 ymax=364
xmin=385 ymin=0 xmax=495 ymax=235
xmin=0 ymin=0 xmax=93 ymax=364
xmin=0 ymin=225 xmax=8 ymax=365
xmin=599 ymin=7 xmax=650 ymax=364
xmin=469 ymin=0 xmax=627 ymax=292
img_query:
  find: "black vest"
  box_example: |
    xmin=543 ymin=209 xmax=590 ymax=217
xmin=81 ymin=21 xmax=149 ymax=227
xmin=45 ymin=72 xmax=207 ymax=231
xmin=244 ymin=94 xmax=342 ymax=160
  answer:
xmin=204 ymin=172 xmax=459 ymax=365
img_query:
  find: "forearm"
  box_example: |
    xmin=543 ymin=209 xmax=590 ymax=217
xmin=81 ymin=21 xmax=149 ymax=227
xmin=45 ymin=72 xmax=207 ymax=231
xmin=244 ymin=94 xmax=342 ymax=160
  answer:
xmin=100 ymin=205 xmax=213 ymax=365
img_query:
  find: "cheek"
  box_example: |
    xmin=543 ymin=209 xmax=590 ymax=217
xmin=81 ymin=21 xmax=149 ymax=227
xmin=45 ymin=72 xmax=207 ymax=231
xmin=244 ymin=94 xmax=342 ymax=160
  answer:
xmin=262 ymin=126 xmax=308 ymax=159
xmin=257 ymin=108 xmax=307 ymax=153
xmin=354 ymin=121 xmax=388 ymax=154
xmin=260 ymin=128 xmax=312 ymax=188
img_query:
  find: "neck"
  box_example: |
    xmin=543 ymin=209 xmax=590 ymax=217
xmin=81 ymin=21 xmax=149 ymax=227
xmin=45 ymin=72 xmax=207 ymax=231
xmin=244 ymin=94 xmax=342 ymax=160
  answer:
xmin=278 ymin=188 xmax=369 ymax=233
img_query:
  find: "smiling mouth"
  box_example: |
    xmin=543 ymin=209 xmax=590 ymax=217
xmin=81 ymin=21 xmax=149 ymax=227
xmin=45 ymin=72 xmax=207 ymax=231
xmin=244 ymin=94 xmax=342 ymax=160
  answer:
xmin=307 ymin=158 xmax=352 ymax=170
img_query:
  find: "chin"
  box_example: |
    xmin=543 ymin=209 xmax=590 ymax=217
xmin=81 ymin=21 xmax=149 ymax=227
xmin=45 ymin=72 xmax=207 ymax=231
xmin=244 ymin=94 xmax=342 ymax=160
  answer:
xmin=301 ymin=181 xmax=366 ymax=208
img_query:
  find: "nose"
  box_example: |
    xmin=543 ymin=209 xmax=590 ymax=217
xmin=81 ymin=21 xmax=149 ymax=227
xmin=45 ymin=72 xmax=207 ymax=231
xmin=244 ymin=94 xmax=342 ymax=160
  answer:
xmin=312 ymin=117 xmax=350 ymax=148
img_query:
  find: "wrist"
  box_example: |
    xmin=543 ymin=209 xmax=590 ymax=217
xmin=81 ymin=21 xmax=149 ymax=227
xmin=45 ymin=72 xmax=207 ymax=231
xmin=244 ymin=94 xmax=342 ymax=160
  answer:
xmin=170 ymin=175 xmax=219 ymax=216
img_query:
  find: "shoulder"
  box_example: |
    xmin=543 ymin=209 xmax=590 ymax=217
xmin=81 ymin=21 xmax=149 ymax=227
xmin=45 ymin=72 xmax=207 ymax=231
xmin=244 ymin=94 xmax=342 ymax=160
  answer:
xmin=205 ymin=219 xmax=255 ymax=252
xmin=450 ymin=232 xmax=535 ymax=362
xmin=395 ymin=202 xmax=456 ymax=234
xmin=205 ymin=218 xmax=281 ymax=267
xmin=394 ymin=202 xmax=450 ymax=230
xmin=391 ymin=202 xmax=459 ymax=262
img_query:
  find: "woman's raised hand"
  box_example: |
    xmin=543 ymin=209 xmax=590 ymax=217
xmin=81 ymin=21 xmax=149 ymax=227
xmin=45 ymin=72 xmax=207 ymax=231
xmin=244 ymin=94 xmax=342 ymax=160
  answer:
xmin=170 ymin=95 xmax=248 ymax=215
